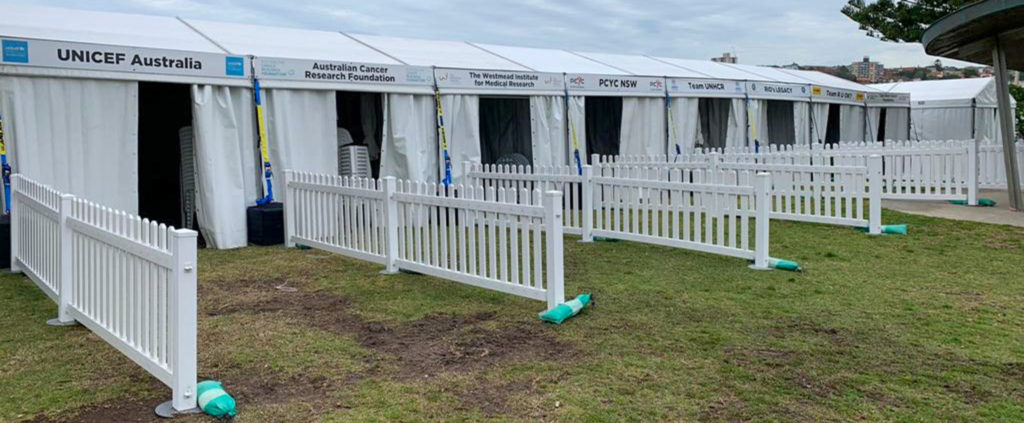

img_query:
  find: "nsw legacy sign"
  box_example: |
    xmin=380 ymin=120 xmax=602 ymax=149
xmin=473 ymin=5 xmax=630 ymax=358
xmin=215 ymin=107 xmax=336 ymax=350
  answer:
xmin=1 ymin=38 xmax=248 ymax=79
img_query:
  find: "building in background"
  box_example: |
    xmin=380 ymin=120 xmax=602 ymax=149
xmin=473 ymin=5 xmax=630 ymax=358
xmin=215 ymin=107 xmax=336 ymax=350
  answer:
xmin=850 ymin=56 xmax=885 ymax=83
xmin=711 ymin=52 xmax=737 ymax=63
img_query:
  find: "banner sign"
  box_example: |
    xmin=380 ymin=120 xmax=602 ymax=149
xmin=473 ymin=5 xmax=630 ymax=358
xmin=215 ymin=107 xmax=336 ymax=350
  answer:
xmin=1 ymin=38 xmax=248 ymax=79
xmin=745 ymin=81 xmax=810 ymax=100
xmin=255 ymin=57 xmax=433 ymax=87
xmin=565 ymin=73 xmax=665 ymax=96
xmin=866 ymin=92 xmax=910 ymax=106
xmin=434 ymin=68 xmax=563 ymax=93
xmin=668 ymin=78 xmax=745 ymax=97
xmin=811 ymin=85 xmax=866 ymax=104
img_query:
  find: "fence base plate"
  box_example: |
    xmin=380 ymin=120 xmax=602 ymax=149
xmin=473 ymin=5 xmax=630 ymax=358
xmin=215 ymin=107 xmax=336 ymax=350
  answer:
xmin=748 ymin=264 xmax=772 ymax=271
xmin=379 ymin=269 xmax=400 ymax=275
xmin=155 ymin=401 xmax=201 ymax=419
xmin=46 ymin=318 xmax=77 ymax=327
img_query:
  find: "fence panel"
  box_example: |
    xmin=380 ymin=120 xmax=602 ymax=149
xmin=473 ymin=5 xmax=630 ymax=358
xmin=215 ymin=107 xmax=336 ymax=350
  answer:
xmin=465 ymin=162 xmax=585 ymax=236
xmin=979 ymin=141 xmax=1024 ymax=189
xmin=817 ymin=141 xmax=973 ymax=201
xmin=10 ymin=176 xmax=66 ymax=303
xmin=284 ymin=171 xmax=388 ymax=265
xmin=591 ymin=163 xmax=770 ymax=267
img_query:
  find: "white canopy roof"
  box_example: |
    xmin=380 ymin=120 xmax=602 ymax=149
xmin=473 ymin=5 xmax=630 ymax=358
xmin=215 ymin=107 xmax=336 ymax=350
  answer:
xmin=781 ymin=68 xmax=881 ymax=93
xmin=571 ymin=51 xmax=707 ymax=78
xmin=471 ymin=43 xmax=621 ymax=74
xmin=184 ymin=19 xmax=400 ymax=64
xmin=871 ymin=77 xmax=1005 ymax=108
xmin=346 ymin=33 xmax=529 ymax=71
xmin=652 ymin=57 xmax=771 ymax=81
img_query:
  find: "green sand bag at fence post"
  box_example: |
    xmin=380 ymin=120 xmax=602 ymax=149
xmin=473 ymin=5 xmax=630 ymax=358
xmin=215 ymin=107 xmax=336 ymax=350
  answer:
xmin=949 ymin=198 xmax=997 ymax=207
xmin=593 ymin=236 xmax=621 ymax=242
xmin=197 ymin=380 xmax=237 ymax=419
xmin=539 ymin=294 xmax=592 ymax=324
xmin=857 ymin=224 xmax=909 ymax=235
xmin=768 ymin=258 xmax=802 ymax=272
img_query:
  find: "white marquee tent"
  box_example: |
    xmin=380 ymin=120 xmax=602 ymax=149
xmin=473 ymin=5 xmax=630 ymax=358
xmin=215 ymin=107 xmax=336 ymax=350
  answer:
xmin=871 ymin=77 xmax=1016 ymax=144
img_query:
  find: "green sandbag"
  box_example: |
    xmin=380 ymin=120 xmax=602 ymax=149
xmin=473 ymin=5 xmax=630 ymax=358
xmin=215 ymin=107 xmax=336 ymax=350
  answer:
xmin=593 ymin=236 xmax=621 ymax=242
xmin=768 ymin=258 xmax=802 ymax=272
xmin=197 ymin=380 xmax=237 ymax=419
xmin=949 ymin=198 xmax=997 ymax=207
xmin=882 ymin=224 xmax=908 ymax=235
xmin=539 ymin=294 xmax=591 ymax=324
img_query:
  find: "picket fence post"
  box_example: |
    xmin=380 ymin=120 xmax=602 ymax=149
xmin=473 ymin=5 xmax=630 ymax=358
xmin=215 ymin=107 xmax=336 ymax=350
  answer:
xmin=47 ymin=193 xmax=76 ymax=326
xmin=751 ymin=173 xmax=771 ymax=270
xmin=543 ymin=190 xmax=565 ymax=310
xmin=283 ymin=170 xmax=295 ymax=248
xmin=967 ymin=140 xmax=978 ymax=206
xmin=9 ymin=175 xmax=20 ymax=274
xmin=382 ymin=177 xmax=400 ymax=274
xmin=165 ymin=228 xmax=199 ymax=415
xmin=867 ymin=155 xmax=883 ymax=236
xmin=580 ymin=165 xmax=593 ymax=242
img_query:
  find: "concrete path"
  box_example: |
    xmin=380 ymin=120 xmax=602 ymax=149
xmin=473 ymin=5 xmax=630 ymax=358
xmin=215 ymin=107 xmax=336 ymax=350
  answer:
xmin=883 ymin=190 xmax=1024 ymax=227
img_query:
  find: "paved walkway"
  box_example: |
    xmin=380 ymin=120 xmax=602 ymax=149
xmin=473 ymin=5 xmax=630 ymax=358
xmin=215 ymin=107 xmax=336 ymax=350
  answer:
xmin=883 ymin=190 xmax=1024 ymax=228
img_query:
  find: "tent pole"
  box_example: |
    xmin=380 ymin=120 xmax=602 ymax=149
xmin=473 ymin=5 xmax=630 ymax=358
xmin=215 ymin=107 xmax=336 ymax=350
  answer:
xmin=993 ymin=36 xmax=1023 ymax=211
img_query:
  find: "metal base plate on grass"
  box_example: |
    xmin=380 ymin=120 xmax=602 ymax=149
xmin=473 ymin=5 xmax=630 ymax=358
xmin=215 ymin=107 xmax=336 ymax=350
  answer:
xmin=46 ymin=318 xmax=77 ymax=327
xmin=155 ymin=401 xmax=201 ymax=419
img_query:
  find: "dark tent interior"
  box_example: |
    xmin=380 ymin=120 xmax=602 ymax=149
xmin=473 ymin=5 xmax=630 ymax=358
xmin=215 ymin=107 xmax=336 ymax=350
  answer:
xmin=825 ymin=104 xmax=841 ymax=144
xmin=585 ymin=96 xmax=622 ymax=162
xmin=137 ymin=82 xmax=192 ymax=230
xmin=698 ymin=98 xmax=731 ymax=149
xmin=336 ymin=91 xmax=384 ymax=177
xmin=479 ymin=97 xmax=532 ymax=166
xmin=766 ymin=100 xmax=796 ymax=146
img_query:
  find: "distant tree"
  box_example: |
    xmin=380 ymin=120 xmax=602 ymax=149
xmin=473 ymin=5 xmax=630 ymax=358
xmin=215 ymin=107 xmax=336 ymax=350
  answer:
xmin=963 ymin=67 xmax=979 ymax=77
xmin=836 ymin=66 xmax=858 ymax=82
xmin=1010 ymin=85 xmax=1024 ymax=139
xmin=842 ymin=0 xmax=980 ymax=42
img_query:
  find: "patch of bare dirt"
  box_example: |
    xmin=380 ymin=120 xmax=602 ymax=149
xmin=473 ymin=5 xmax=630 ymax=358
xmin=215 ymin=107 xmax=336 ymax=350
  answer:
xmin=24 ymin=398 xmax=166 ymax=423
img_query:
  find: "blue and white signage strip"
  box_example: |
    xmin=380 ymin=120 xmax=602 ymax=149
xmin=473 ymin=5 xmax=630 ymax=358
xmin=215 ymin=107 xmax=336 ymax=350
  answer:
xmin=565 ymin=73 xmax=666 ymax=97
xmin=434 ymin=68 xmax=564 ymax=96
xmin=866 ymin=92 xmax=911 ymax=107
xmin=668 ymin=78 xmax=745 ymax=98
xmin=253 ymin=57 xmax=434 ymax=94
xmin=0 ymin=38 xmax=249 ymax=84
xmin=745 ymin=81 xmax=811 ymax=101
xmin=811 ymin=85 xmax=867 ymax=106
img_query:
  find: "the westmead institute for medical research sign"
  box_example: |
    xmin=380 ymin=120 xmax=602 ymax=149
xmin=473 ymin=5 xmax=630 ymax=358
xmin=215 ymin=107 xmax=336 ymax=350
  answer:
xmin=1 ymin=38 xmax=248 ymax=79
xmin=434 ymin=68 xmax=563 ymax=93
xmin=254 ymin=57 xmax=433 ymax=88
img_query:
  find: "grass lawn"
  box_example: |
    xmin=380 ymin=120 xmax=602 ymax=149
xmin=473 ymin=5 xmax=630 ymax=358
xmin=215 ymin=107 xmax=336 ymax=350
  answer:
xmin=2 ymin=208 xmax=1023 ymax=422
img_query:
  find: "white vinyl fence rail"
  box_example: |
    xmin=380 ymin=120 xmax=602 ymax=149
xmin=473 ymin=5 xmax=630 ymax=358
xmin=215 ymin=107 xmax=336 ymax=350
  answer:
xmin=10 ymin=174 xmax=199 ymax=415
xmin=591 ymin=163 xmax=771 ymax=269
xmin=284 ymin=171 xmax=566 ymax=309
xmin=465 ymin=162 xmax=586 ymax=236
xmin=978 ymin=141 xmax=1024 ymax=189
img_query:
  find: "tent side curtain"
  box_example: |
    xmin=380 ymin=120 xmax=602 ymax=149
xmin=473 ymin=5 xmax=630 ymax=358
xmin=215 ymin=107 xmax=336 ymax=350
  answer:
xmin=885 ymin=108 xmax=910 ymax=141
xmin=748 ymin=99 xmax=769 ymax=146
xmin=910 ymin=108 xmax=973 ymax=141
xmin=975 ymin=107 xmax=999 ymax=144
xmin=726 ymin=98 xmax=747 ymax=148
xmin=191 ymin=85 xmax=259 ymax=249
xmin=567 ymin=96 xmax=587 ymax=165
xmin=794 ymin=102 xmax=810 ymax=145
xmin=1 ymin=76 xmax=139 ymax=212
xmin=529 ymin=96 xmax=567 ymax=168
xmin=264 ymin=88 xmax=339 ymax=201
xmin=439 ymin=94 xmax=480 ymax=184
xmin=839 ymin=105 xmax=866 ymax=142
xmin=669 ymin=97 xmax=699 ymax=154
xmin=811 ymin=103 xmax=829 ymax=144
xmin=382 ymin=94 xmax=437 ymax=183
xmin=620 ymin=97 xmax=666 ymax=157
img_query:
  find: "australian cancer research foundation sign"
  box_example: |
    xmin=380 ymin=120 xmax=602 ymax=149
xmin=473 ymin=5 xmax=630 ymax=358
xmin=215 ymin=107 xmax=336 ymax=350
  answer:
xmin=1 ymin=38 xmax=248 ymax=79
xmin=254 ymin=57 xmax=433 ymax=89
xmin=565 ymin=73 xmax=666 ymax=96
xmin=434 ymin=68 xmax=563 ymax=93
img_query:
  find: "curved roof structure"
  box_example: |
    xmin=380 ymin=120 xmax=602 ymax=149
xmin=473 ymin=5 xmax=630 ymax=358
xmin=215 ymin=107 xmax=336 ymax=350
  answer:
xmin=870 ymin=77 xmax=1009 ymax=108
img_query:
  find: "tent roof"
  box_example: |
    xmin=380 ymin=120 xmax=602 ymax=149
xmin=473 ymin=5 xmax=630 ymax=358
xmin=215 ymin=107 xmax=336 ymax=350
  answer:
xmin=870 ymin=77 xmax=999 ymax=107
xmin=0 ymin=3 xmax=224 ymax=53
xmin=721 ymin=63 xmax=813 ymax=85
xmin=471 ymin=43 xmax=622 ymax=74
xmin=651 ymin=57 xmax=772 ymax=81
xmin=571 ymin=51 xmax=708 ymax=77
xmin=184 ymin=19 xmax=402 ymax=64
xmin=346 ymin=33 xmax=529 ymax=71
xmin=779 ymin=68 xmax=881 ymax=92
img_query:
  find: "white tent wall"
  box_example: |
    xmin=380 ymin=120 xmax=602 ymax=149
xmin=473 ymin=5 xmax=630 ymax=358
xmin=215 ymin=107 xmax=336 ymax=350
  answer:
xmin=811 ymin=103 xmax=830 ymax=144
xmin=0 ymin=75 xmax=139 ymax=212
xmin=911 ymin=107 xmax=973 ymax=141
xmin=620 ymin=97 xmax=666 ymax=156
xmin=867 ymin=107 xmax=883 ymax=141
xmin=885 ymin=107 xmax=911 ymax=141
xmin=530 ymin=96 xmax=567 ymax=167
xmin=382 ymin=94 xmax=438 ymax=183
xmin=726 ymin=98 xmax=747 ymax=148
xmin=264 ymin=88 xmax=339 ymax=200
xmin=668 ymin=97 xmax=700 ymax=153
xmin=748 ymin=99 xmax=769 ymax=146
xmin=794 ymin=102 xmax=810 ymax=145
xmin=839 ymin=105 xmax=866 ymax=142
xmin=975 ymin=107 xmax=999 ymax=144
xmin=191 ymin=85 xmax=259 ymax=249
xmin=439 ymin=94 xmax=480 ymax=184
xmin=567 ymin=96 xmax=587 ymax=165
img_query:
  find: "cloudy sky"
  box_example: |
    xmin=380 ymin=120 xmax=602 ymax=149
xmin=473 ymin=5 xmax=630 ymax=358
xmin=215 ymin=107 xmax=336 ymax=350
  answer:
xmin=28 ymin=0 xmax=974 ymax=68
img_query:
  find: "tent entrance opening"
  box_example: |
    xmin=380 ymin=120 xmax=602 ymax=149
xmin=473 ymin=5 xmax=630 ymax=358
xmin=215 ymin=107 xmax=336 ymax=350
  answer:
xmin=336 ymin=91 xmax=384 ymax=178
xmin=585 ymin=96 xmax=622 ymax=159
xmin=137 ymin=81 xmax=192 ymax=230
xmin=480 ymin=97 xmax=532 ymax=166
xmin=766 ymin=100 xmax=796 ymax=146
xmin=825 ymin=104 xmax=841 ymax=144
xmin=698 ymin=98 xmax=730 ymax=149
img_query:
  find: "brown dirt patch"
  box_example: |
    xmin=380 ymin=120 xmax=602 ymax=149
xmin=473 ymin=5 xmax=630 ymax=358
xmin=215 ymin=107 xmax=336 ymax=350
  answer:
xmin=24 ymin=398 xmax=167 ymax=423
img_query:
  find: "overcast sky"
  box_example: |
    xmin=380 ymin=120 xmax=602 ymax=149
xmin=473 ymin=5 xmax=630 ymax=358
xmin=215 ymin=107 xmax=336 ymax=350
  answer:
xmin=28 ymin=0 xmax=975 ymax=68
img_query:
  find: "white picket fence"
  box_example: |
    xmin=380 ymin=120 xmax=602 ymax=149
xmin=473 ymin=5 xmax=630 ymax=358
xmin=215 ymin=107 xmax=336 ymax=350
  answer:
xmin=978 ymin=141 xmax=1024 ymax=189
xmin=10 ymin=175 xmax=199 ymax=415
xmin=284 ymin=171 xmax=565 ymax=310
xmin=591 ymin=164 xmax=771 ymax=268
xmin=465 ymin=162 xmax=587 ymax=236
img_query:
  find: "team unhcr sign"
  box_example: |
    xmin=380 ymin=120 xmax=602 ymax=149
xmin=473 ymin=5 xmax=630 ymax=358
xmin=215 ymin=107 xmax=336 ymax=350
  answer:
xmin=668 ymin=78 xmax=745 ymax=98
xmin=254 ymin=57 xmax=433 ymax=88
xmin=0 ymin=38 xmax=248 ymax=79
xmin=434 ymin=68 xmax=563 ymax=93
xmin=565 ymin=73 xmax=666 ymax=96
